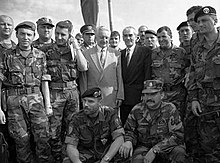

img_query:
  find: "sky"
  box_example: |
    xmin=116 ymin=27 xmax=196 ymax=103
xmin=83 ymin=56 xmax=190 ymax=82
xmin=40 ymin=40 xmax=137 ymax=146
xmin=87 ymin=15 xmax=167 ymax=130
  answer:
xmin=0 ymin=0 xmax=220 ymax=48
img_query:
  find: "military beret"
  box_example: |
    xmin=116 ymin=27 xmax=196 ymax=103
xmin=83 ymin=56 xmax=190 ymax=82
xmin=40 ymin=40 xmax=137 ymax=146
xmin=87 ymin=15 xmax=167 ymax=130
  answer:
xmin=80 ymin=24 xmax=96 ymax=34
xmin=56 ymin=20 xmax=73 ymax=32
xmin=15 ymin=21 xmax=36 ymax=31
xmin=142 ymin=80 xmax=164 ymax=94
xmin=81 ymin=87 xmax=102 ymax=99
xmin=36 ymin=17 xmax=54 ymax=27
xmin=177 ymin=21 xmax=190 ymax=31
xmin=194 ymin=6 xmax=216 ymax=22
xmin=145 ymin=29 xmax=157 ymax=36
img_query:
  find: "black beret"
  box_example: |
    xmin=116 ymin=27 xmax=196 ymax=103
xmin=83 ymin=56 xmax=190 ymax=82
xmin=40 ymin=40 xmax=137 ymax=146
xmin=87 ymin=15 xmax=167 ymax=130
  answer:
xmin=36 ymin=17 xmax=54 ymax=27
xmin=177 ymin=21 xmax=190 ymax=31
xmin=145 ymin=29 xmax=157 ymax=36
xmin=81 ymin=87 xmax=102 ymax=98
xmin=80 ymin=24 xmax=96 ymax=34
xmin=194 ymin=6 xmax=216 ymax=22
xmin=15 ymin=21 xmax=36 ymax=31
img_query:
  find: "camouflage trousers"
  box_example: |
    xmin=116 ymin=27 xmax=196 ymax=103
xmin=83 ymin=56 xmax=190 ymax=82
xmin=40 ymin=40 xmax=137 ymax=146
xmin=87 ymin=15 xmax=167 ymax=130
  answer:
xmin=185 ymin=105 xmax=220 ymax=163
xmin=49 ymin=88 xmax=79 ymax=162
xmin=163 ymin=85 xmax=187 ymax=121
xmin=7 ymin=92 xmax=52 ymax=163
xmin=130 ymin=145 xmax=186 ymax=163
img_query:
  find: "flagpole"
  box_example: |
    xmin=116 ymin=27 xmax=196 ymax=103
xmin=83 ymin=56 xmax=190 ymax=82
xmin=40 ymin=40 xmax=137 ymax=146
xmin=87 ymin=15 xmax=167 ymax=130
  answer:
xmin=108 ymin=0 xmax=113 ymax=32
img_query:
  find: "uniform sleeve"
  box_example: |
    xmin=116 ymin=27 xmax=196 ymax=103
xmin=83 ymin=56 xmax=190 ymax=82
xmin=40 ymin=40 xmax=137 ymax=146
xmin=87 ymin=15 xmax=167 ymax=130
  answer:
xmin=153 ymin=105 xmax=184 ymax=153
xmin=124 ymin=108 xmax=138 ymax=146
xmin=41 ymin=51 xmax=51 ymax=81
xmin=65 ymin=118 xmax=79 ymax=146
xmin=110 ymin=110 xmax=125 ymax=140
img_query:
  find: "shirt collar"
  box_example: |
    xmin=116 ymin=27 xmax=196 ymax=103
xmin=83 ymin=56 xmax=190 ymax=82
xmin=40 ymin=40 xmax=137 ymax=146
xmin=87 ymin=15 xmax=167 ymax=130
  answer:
xmin=97 ymin=45 xmax=107 ymax=53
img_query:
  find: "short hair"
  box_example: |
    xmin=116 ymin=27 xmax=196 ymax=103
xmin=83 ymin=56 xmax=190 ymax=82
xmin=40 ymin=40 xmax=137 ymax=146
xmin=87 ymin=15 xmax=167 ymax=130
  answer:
xmin=110 ymin=31 xmax=120 ymax=39
xmin=95 ymin=26 xmax=110 ymax=36
xmin=157 ymin=26 xmax=172 ymax=38
xmin=122 ymin=26 xmax=137 ymax=36
xmin=75 ymin=33 xmax=82 ymax=38
xmin=56 ymin=20 xmax=73 ymax=33
xmin=186 ymin=5 xmax=203 ymax=16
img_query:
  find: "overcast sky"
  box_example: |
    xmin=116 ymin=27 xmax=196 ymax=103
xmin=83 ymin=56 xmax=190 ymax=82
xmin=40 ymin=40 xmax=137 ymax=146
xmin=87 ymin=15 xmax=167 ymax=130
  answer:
xmin=0 ymin=0 xmax=220 ymax=48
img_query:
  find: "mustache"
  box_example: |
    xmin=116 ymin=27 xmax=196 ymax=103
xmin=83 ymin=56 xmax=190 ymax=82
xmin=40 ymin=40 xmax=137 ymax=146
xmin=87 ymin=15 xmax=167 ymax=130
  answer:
xmin=146 ymin=99 xmax=155 ymax=103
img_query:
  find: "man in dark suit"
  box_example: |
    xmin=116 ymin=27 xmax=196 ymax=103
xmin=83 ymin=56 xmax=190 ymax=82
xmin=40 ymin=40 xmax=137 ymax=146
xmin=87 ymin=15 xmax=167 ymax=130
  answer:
xmin=120 ymin=26 xmax=152 ymax=125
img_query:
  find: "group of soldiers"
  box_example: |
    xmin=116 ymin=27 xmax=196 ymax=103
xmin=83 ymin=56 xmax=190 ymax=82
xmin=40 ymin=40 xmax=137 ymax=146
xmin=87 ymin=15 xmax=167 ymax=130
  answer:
xmin=0 ymin=4 xmax=220 ymax=163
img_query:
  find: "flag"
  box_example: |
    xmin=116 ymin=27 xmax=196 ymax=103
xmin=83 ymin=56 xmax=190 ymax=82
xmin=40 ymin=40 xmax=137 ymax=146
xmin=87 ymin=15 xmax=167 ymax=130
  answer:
xmin=80 ymin=0 xmax=99 ymax=26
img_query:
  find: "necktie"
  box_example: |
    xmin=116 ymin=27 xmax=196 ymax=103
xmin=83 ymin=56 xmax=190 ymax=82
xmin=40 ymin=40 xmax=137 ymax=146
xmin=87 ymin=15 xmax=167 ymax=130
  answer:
xmin=126 ymin=48 xmax=131 ymax=66
xmin=100 ymin=48 xmax=105 ymax=67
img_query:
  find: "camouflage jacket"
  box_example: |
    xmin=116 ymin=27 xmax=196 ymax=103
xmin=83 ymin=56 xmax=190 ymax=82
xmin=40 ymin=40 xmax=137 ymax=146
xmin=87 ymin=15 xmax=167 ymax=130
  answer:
xmin=32 ymin=38 xmax=55 ymax=53
xmin=124 ymin=101 xmax=184 ymax=152
xmin=45 ymin=43 xmax=80 ymax=83
xmin=0 ymin=46 xmax=50 ymax=87
xmin=65 ymin=106 xmax=124 ymax=153
xmin=188 ymin=30 xmax=220 ymax=106
xmin=151 ymin=44 xmax=188 ymax=86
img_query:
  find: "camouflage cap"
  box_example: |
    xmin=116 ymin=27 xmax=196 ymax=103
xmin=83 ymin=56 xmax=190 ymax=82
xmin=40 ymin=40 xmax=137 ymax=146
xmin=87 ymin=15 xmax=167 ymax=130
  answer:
xmin=15 ymin=21 xmax=36 ymax=31
xmin=36 ymin=17 xmax=54 ymax=27
xmin=80 ymin=24 xmax=96 ymax=34
xmin=177 ymin=21 xmax=190 ymax=31
xmin=81 ymin=87 xmax=102 ymax=98
xmin=145 ymin=29 xmax=157 ymax=36
xmin=194 ymin=6 xmax=217 ymax=22
xmin=142 ymin=80 xmax=164 ymax=94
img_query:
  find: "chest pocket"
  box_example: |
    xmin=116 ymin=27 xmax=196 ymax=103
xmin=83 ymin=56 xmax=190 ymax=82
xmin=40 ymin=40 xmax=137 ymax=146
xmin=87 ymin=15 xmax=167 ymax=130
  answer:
xmin=169 ymin=61 xmax=182 ymax=79
xmin=47 ymin=60 xmax=61 ymax=81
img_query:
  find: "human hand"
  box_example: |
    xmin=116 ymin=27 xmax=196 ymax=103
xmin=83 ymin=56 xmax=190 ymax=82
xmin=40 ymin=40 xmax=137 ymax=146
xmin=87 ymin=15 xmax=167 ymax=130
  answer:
xmin=144 ymin=149 xmax=156 ymax=163
xmin=0 ymin=109 xmax=6 ymax=124
xmin=119 ymin=141 xmax=133 ymax=158
xmin=45 ymin=106 xmax=53 ymax=117
xmin=191 ymin=100 xmax=202 ymax=116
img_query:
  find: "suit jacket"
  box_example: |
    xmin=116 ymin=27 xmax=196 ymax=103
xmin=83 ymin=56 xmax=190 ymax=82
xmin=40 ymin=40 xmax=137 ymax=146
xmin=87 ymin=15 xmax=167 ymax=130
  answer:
xmin=79 ymin=46 xmax=124 ymax=108
xmin=121 ymin=45 xmax=152 ymax=105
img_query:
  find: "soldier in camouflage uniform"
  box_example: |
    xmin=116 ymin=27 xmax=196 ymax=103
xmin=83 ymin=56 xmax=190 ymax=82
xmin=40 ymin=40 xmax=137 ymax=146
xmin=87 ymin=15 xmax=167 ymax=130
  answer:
xmin=0 ymin=14 xmax=17 ymax=163
xmin=151 ymin=26 xmax=189 ymax=121
xmin=64 ymin=87 xmax=124 ymax=163
xmin=45 ymin=20 xmax=88 ymax=162
xmin=119 ymin=80 xmax=185 ymax=163
xmin=187 ymin=6 xmax=220 ymax=162
xmin=32 ymin=17 xmax=55 ymax=52
xmin=0 ymin=21 xmax=52 ymax=163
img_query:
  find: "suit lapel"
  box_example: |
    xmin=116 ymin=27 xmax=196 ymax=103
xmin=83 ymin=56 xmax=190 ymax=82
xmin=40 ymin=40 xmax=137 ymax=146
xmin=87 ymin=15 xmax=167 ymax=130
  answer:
xmin=90 ymin=46 xmax=103 ymax=73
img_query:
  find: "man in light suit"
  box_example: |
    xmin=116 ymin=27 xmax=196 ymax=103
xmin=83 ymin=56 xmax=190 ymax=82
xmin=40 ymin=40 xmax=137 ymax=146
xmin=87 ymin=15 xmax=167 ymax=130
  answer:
xmin=120 ymin=26 xmax=152 ymax=125
xmin=80 ymin=26 xmax=124 ymax=108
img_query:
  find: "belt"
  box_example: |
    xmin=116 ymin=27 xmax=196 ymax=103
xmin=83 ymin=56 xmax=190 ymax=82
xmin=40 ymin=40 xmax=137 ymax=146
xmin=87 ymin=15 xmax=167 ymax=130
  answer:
xmin=7 ymin=87 xmax=40 ymax=96
xmin=50 ymin=81 xmax=77 ymax=90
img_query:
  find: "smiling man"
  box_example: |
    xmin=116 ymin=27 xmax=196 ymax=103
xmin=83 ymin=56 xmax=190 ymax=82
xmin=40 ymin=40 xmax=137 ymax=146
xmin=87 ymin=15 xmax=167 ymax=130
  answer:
xmin=151 ymin=26 xmax=189 ymax=121
xmin=33 ymin=17 xmax=55 ymax=52
xmin=119 ymin=80 xmax=185 ymax=163
xmin=65 ymin=87 xmax=124 ymax=163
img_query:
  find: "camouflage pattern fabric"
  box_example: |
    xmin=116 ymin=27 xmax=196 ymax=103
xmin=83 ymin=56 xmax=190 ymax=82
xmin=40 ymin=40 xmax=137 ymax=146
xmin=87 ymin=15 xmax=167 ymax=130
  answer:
xmin=46 ymin=43 xmax=80 ymax=162
xmin=32 ymin=38 xmax=55 ymax=53
xmin=151 ymin=44 xmax=188 ymax=120
xmin=186 ymin=30 xmax=220 ymax=162
xmin=0 ymin=46 xmax=52 ymax=163
xmin=64 ymin=106 xmax=124 ymax=162
xmin=124 ymin=101 xmax=185 ymax=163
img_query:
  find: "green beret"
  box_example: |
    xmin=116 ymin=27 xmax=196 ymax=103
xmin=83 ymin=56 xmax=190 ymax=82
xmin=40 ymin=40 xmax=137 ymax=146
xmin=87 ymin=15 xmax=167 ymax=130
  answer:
xmin=36 ymin=17 xmax=54 ymax=27
xmin=15 ymin=21 xmax=36 ymax=31
xmin=81 ymin=87 xmax=102 ymax=98
xmin=194 ymin=6 xmax=216 ymax=22
xmin=177 ymin=21 xmax=190 ymax=31
xmin=142 ymin=80 xmax=164 ymax=94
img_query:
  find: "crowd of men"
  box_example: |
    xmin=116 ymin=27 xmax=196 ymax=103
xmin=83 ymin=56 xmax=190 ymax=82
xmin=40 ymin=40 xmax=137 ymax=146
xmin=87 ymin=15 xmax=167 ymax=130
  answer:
xmin=0 ymin=4 xmax=220 ymax=163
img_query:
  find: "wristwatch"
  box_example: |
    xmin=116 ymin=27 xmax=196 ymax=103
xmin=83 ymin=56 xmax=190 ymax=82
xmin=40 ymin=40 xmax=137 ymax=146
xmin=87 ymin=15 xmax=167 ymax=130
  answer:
xmin=152 ymin=148 xmax=158 ymax=154
xmin=103 ymin=155 xmax=110 ymax=162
